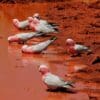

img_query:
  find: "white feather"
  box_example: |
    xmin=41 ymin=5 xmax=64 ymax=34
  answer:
xmin=36 ymin=22 xmax=57 ymax=33
xmin=43 ymin=73 xmax=72 ymax=89
xmin=22 ymin=37 xmax=56 ymax=53
xmin=17 ymin=20 xmax=29 ymax=28
xmin=27 ymin=40 xmax=52 ymax=52
xmin=74 ymin=44 xmax=88 ymax=52
xmin=16 ymin=32 xmax=43 ymax=40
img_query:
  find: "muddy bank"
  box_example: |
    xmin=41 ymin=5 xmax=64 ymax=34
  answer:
xmin=0 ymin=1 xmax=100 ymax=100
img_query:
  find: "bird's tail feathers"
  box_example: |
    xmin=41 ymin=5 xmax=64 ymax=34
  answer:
xmin=54 ymin=28 xmax=59 ymax=33
xmin=48 ymin=22 xmax=59 ymax=26
xmin=65 ymin=81 xmax=75 ymax=88
xmin=37 ymin=32 xmax=45 ymax=35
xmin=50 ymin=36 xmax=57 ymax=41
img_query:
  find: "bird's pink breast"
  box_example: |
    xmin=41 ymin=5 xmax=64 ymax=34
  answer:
xmin=68 ymin=46 xmax=77 ymax=54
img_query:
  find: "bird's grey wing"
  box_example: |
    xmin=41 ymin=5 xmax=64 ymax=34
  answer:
xmin=20 ymin=20 xmax=29 ymax=27
xmin=16 ymin=33 xmax=34 ymax=40
xmin=40 ymin=20 xmax=58 ymax=28
xmin=44 ymin=73 xmax=66 ymax=87
xmin=34 ymin=32 xmax=45 ymax=36
xmin=48 ymin=22 xmax=59 ymax=27
xmin=75 ymin=44 xmax=88 ymax=51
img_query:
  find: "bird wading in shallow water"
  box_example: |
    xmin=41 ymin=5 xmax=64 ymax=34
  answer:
xmin=21 ymin=36 xmax=57 ymax=53
xmin=39 ymin=64 xmax=74 ymax=91
xmin=8 ymin=32 xmax=45 ymax=44
xmin=28 ymin=14 xmax=59 ymax=34
xmin=66 ymin=38 xmax=92 ymax=56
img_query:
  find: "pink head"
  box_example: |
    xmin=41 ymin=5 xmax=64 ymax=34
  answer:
xmin=29 ymin=18 xmax=40 ymax=30
xmin=28 ymin=17 xmax=34 ymax=23
xmin=8 ymin=35 xmax=19 ymax=42
xmin=66 ymin=38 xmax=75 ymax=46
xmin=29 ymin=15 xmax=40 ymax=30
xmin=13 ymin=19 xmax=19 ymax=27
xmin=33 ymin=13 xmax=40 ymax=19
xmin=29 ymin=22 xmax=36 ymax=31
xmin=39 ymin=65 xmax=50 ymax=75
xmin=21 ymin=45 xmax=28 ymax=52
xmin=32 ymin=16 xmax=40 ymax=25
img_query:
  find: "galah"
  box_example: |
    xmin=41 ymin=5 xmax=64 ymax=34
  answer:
xmin=21 ymin=36 xmax=57 ymax=53
xmin=29 ymin=15 xmax=59 ymax=34
xmin=33 ymin=13 xmax=59 ymax=27
xmin=39 ymin=64 xmax=74 ymax=90
xmin=66 ymin=38 xmax=91 ymax=56
xmin=8 ymin=32 xmax=45 ymax=44
xmin=33 ymin=13 xmax=41 ymax=20
xmin=12 ymin=13 xmax=39 ymax=29
xmin=13 ymin=18 xmax=29 ymax=29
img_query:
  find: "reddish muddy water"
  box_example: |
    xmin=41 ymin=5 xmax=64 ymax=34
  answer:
xmin=0 ymin=1 xmax=100 ymax=100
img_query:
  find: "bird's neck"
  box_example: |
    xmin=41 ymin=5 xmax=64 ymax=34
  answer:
xmin=33 ymin=18 xmax=40 ymax=24
xmin=15 ymin=21 xmax=19 ymax=26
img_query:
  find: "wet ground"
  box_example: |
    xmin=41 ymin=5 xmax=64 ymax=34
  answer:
xmin=0 ymin=1 xmax=100 ymax=100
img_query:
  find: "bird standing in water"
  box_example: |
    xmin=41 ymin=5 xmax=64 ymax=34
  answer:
xmin=39 ymin=64 xmax=74 ymax=91
xmin=21 ymin=36 xmax=57 ymax=53
xmin=28 ymin=13 xmax=59 ymax=34
xmin=8 ymin=32 xmax=45 ymax=44
xmin=66 ymin=38 xmax=92 ymax=56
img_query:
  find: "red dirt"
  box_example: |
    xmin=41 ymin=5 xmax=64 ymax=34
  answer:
xmin=0 ymin=1 xmax=100 ymax=100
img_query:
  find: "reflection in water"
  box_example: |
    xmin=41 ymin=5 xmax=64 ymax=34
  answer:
xmin=47 ymin=92 xmax=68 ymax=100
xmin=47 ymin=91 xmax=89 ymax=100
xmin=66 ymin=63 xmax=89 ymax=73
xmin=21 ymin=54 xmax=50 ymax=67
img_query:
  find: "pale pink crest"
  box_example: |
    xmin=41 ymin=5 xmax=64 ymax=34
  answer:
xmin=27 ymin=17 xmax=34 ymax=23
xmin=66 ymin=38 xmax=75 ymax=46
xmin=33 ymin=13 xmax=40 ymax=18
xmin=8 ymin=35 xmax=19 ymax=42
xmin=39 ymin=65 xmax=50 ymax=75
xmin=21 ymin=45 xmax=28 ymax=52
xmin=13 ymin=19 xmax=19 ymax=27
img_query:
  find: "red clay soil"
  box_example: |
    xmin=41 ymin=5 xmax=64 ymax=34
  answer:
xmin=0 ymin=1 xmax=100 ymax=100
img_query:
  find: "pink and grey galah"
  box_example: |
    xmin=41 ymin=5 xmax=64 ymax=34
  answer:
xmin=32 ymin=13 xmax=58 ymax=27
xmin=12 ymin=13 xmax=40 ymax=29
xmin=28 ymin=14 xmax=59 ymax=34
xmin=21 ymin=36 xmax=57 ymax=53
xmin=8 ymin=32 xmax=45 ymax=44
xmin=13 ymin=18 xmax=29 ymax=29
xmin=33 ymin=13 xmax=40 ymax=20
xmin=66 ymin=38 xmax=91 ymax=56
xmin=39 ymin=64 xmax=74 ymax=90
